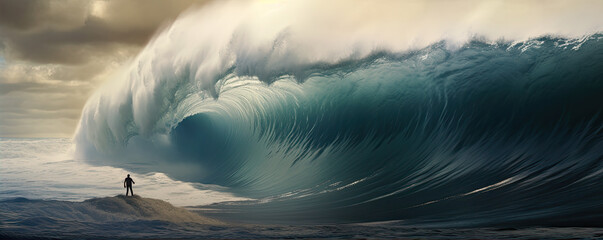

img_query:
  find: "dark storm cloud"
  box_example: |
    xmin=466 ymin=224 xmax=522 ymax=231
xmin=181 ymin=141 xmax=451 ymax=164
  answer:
xmin=0 ymin=0 xmax=206 ymax=65
xmin=0 ymin=0 xmax=208 ymax=137
xmin=0 ymin=0 xmax=88 ymax=31
xmin=0 ymin=0 xmax=40 ymax=29
xmin=2 ymin=18 xmax=149 ymax=64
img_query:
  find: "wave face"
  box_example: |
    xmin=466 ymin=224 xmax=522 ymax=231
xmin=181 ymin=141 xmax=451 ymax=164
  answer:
xmin=75 ymin=1 xmax=603 ymax=226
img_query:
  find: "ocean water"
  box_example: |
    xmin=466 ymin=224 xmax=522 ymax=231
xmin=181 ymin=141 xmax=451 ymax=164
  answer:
xmin=0 ymin=138 xmax=248 ymax=206
xmin=75 ymin=34 xmax=603 ymax=227
xmin=3 ymin=1 xmax=603 ymax=238
xmin=4 ymin=139 xmax=601 ymax=239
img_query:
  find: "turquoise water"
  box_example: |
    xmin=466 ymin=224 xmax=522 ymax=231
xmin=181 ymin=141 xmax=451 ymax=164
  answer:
xmin=77 ymin=36 xmax=603 ymax=226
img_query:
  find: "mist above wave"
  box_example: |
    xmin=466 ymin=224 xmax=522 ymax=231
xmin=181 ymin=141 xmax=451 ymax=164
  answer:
xmin=75 ymin=0 xmax=603 ymax=154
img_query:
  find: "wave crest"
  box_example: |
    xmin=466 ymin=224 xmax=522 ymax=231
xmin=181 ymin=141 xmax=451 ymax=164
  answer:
xmin=74 ymin=0 xmax=603 ymax=225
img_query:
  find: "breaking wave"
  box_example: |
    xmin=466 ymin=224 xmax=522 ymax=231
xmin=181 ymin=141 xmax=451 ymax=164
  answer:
xmin=74 ymin=0 xmax=603 ymax=226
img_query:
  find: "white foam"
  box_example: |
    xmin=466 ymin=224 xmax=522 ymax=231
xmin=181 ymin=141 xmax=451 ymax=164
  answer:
xmin=74 ymin=0 xmax=603 ymax=157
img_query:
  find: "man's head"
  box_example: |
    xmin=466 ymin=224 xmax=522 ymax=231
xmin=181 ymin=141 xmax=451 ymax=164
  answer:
xmin=127 ymin=174 xmax=130 ymax=177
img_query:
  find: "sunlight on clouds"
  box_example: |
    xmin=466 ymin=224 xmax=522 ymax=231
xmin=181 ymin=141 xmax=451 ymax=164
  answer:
xmin=0 ymin=0 xmax=602 ymax=138
xmin=0 ymin=0 xmax=207 ymax=137
xmin=90 ymin=0 xmax=107 ymax=18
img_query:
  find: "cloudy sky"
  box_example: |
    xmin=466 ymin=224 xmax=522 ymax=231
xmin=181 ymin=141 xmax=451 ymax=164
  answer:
xmin=1 ymin=0 xmax=601 ymax=138
xmin=0 ymin=0 xmax=208 ymax=137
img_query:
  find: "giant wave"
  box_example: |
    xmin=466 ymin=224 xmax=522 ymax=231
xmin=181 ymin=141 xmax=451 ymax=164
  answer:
xmin=74 ymin=0 xmax=603 ymax=226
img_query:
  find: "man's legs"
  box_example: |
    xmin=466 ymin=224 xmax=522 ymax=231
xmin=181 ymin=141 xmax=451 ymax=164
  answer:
xmin=126 ymin=186 xmax=133 ymax=196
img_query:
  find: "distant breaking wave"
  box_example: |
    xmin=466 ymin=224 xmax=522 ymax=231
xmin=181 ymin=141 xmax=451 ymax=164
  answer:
xmin=75 ymin=0 xmax=603 ymax=226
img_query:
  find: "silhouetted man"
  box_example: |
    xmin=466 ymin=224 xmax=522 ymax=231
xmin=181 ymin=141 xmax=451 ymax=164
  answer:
xmin=124 ymin=174 xmax=135 ymax=196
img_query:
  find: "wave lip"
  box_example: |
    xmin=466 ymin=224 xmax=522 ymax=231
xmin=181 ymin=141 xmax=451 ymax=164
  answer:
xmin=74 ymin=0 xmax=603 ymax=155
